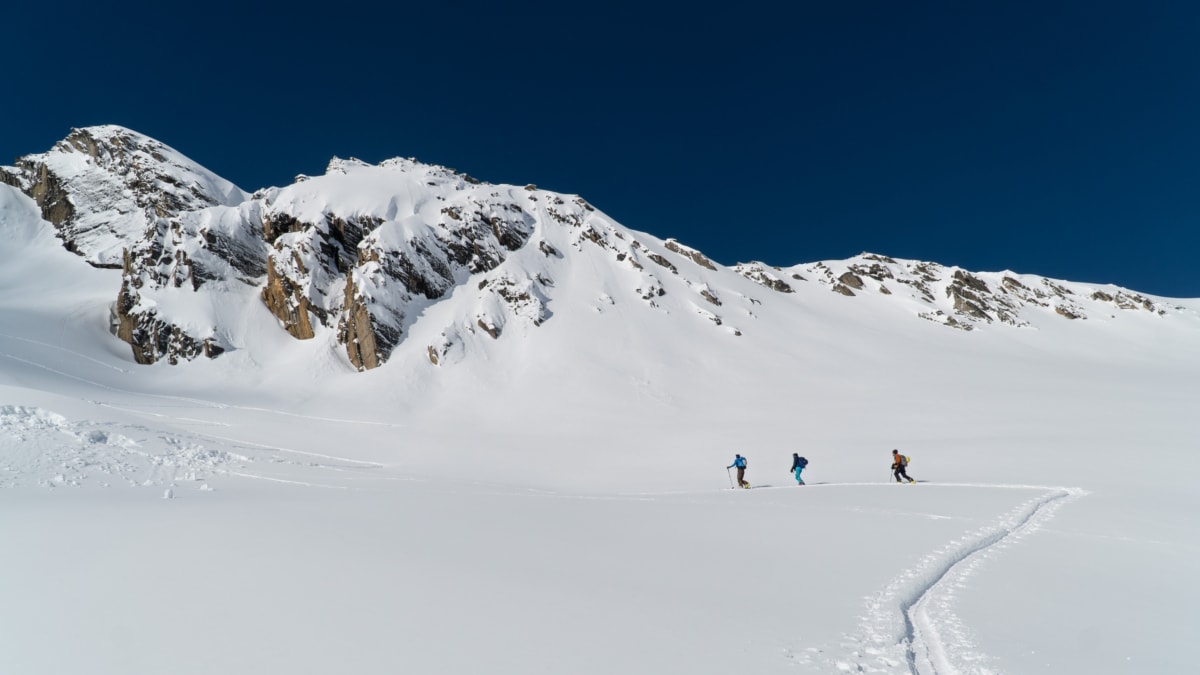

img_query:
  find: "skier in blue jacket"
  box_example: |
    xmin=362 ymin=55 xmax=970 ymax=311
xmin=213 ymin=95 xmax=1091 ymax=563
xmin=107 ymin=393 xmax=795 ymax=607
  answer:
xmin=728 ymin=454 xmax=749 ymax=488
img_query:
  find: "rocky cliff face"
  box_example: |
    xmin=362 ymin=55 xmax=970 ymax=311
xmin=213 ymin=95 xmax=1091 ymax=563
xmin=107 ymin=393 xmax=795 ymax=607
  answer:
xmin=3 ymin=126 xmax=1187 ymax=370
xmin=0 ymin=126 xmax=247 ymax=267
xmin=252 ymin=158 xmax=544 ymax=370
xmin=1 ymin=127 xmax=260 ymax=364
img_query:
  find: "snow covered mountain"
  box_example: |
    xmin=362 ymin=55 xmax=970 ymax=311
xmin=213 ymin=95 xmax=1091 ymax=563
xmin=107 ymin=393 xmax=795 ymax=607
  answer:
xmin=3 ymin=126 xmax=1200 ymax=675
xmin=1 ymin=126 xmax=1186 ymax=370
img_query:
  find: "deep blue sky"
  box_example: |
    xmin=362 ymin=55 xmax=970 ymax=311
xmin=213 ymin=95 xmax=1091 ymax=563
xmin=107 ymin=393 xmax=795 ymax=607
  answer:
xmin=5 ymin=1 xmax=1198 ymax=296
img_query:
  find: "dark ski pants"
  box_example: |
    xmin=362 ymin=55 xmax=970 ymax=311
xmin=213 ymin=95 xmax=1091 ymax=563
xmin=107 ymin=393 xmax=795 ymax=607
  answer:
xmin=736 ymin=466 xmax=748 ymax=488
xmin=894 ymin=466 xmax=913 ymax=483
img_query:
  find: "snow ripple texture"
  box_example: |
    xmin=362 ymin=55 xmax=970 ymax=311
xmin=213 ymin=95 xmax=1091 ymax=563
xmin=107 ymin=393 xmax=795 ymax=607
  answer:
xmin=0 ymin=405 xmax=245 ymax=490
xmin=825 ymin=484 xmax=1086 ymax=675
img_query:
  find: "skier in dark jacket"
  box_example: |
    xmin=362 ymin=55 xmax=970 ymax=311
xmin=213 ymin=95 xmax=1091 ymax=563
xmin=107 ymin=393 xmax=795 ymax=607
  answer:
xmin=790 ymin=453 xmax=807 ymax=485
xmin=728 ymin=454 xmax=749 ymax=488
xmin=892 ymin=449 xmax=915 ymax=483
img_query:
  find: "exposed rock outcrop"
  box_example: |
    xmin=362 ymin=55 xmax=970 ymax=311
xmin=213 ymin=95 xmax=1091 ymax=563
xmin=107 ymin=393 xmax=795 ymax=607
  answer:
xmin=262 ymin=256 xmax=319 ymax=340
xmin=3 ymin=126 xmax=257 ymax=365
xmin=734 ymin=263 xmax=795 ymax=293
xmin=0 ymin=126 xmax=246 ymax=268
xmin=664 ymin=238 xmax=718 ymax=270
xmin=791 ymin=252 xmax=1176 ymax=330
xmin=114 ymin=249 xmax=223 ymax=364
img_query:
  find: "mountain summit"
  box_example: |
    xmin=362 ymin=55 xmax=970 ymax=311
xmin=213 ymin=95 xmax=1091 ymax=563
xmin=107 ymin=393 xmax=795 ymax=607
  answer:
xmin=0 ymin=126 xmax=1187 ymax=370
xmin=0 ymin=125 xmax=247 ymax=267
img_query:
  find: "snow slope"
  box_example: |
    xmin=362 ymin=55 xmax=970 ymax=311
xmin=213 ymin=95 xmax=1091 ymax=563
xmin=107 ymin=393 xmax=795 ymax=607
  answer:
xmin=2 ymin=175 xmax=1199 ymax=675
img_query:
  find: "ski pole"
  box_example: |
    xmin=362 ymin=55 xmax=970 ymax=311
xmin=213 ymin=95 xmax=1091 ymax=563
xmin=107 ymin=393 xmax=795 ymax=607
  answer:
xmin=726 ymin=467 xmax=733 ymax=488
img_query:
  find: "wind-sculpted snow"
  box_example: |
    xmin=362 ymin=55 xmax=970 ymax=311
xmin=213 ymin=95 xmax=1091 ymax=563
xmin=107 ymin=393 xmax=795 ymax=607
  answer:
xmin=0 ymin=404 xmax=229 ymax=491
xmin=0 ymin=405 xmax=386 ymax=493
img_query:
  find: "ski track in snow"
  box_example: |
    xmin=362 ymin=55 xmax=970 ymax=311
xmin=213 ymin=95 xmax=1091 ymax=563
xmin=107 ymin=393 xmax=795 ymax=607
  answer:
xmin=0 ymin=400 xmax=1086 ymax=674
xmin=194 ymin=431 xmax=386 ymax=468
xmin=0 ymin=332 xmax=131 ymax=373
xmin=223 ymin=470 xmax=350 ymax=489
xmin=503 ymin=480 xmax=1088 ymax=675
xmin=807 ymin=483 xmax=1087 ymax=675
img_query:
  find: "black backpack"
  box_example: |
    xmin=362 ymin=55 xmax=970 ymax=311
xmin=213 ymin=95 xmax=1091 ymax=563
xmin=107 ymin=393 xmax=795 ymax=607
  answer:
xmin=796 ymin=456 xmax=808 ymax=469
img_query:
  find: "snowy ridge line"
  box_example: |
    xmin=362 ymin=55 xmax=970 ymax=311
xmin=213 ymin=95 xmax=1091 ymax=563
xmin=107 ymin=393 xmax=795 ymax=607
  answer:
xmin=832 ymin=486 xmax=1086 ymax=675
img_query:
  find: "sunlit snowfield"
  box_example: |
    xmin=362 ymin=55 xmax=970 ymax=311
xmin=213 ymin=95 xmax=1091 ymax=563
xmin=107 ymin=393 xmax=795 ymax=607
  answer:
xmin=2 ymin=185 xmax=1198 ymax=674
